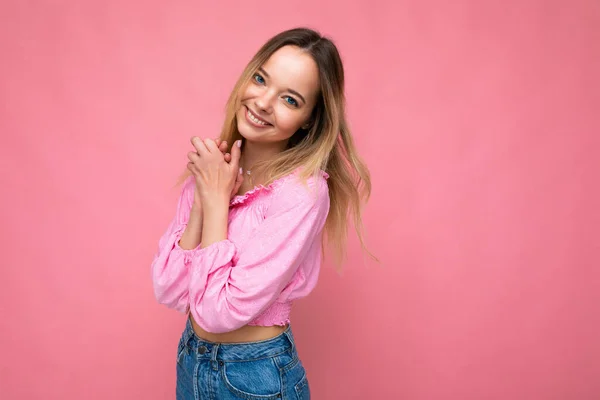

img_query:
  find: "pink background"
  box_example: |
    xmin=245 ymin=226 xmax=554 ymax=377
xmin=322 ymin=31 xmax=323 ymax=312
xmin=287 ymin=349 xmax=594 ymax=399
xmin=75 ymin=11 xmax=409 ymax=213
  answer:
xmin=1 ymin=1 xmax=599 ymax=399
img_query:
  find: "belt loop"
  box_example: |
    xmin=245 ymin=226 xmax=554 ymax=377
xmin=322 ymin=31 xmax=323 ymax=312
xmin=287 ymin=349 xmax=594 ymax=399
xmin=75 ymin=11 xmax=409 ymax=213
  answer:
xmin=182 ymin=321 xmax=194 ymax=349
xmin=283 ymin=326 xmax=296 ymax=353
xmin=210 ymin=343 xmax=221 ymax=371
xmin=211 ymin=344 xmax=220 ymax=362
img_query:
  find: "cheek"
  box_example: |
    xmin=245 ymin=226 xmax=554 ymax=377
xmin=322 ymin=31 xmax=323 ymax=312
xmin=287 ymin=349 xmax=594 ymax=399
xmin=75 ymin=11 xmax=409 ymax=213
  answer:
xmin=241 ymin=85 xmax=261 ymax=100
xmin=274 ymin=107 xmax=304 ymax=133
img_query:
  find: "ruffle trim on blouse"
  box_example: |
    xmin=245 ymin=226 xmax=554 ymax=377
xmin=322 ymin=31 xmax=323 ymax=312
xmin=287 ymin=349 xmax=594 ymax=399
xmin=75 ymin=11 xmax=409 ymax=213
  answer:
xmin=229 ymin=169 xmax=329 ymax=207
xmin=247 ymin=317 xmax=291 ymax=327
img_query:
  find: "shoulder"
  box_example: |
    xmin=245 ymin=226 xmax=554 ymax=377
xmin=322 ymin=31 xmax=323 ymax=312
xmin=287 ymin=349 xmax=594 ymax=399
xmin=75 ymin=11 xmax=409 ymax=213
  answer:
xmin=269 ymin=169 xmax=330 ymax=212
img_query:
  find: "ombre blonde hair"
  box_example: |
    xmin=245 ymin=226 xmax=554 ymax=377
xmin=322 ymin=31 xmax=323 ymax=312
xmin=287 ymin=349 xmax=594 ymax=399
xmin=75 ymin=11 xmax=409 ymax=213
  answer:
xmin=181 ymin=27 xmax=374 ymax=266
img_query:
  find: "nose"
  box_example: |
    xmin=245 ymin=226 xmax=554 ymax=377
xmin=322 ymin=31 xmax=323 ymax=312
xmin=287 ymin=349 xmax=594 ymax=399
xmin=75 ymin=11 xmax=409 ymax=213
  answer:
xmin=255 ymin=90 xmax=275 ymax=113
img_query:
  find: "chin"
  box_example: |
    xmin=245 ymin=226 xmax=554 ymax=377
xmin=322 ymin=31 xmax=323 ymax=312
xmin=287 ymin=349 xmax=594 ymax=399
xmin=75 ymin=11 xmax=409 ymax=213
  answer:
xmin=236 ymin=117 xmax=254 ymax=140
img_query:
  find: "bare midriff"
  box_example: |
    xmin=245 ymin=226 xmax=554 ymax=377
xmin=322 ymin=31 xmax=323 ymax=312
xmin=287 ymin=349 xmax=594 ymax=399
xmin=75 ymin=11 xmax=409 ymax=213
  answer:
xmin=189 ymin=313 xmax=288 ymax=343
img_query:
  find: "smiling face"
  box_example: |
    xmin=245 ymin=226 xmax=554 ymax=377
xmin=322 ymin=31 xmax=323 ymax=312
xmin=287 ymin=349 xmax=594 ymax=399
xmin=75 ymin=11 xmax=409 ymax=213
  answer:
xmin=236 ymin=45 xmax=321 ymax=148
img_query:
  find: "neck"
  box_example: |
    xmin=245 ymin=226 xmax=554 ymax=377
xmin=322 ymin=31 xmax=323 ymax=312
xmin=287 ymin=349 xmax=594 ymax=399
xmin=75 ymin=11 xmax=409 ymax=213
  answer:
xmin=240 ymin=139 xmax=288 ymax=172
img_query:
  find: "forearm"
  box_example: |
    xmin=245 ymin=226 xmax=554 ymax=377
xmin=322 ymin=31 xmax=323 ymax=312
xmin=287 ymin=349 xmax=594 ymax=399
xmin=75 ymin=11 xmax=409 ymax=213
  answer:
xmin=201 ymin=197 xmax=230 ymax=248
xmin=178 ymin=203 xmax=203 ymax=250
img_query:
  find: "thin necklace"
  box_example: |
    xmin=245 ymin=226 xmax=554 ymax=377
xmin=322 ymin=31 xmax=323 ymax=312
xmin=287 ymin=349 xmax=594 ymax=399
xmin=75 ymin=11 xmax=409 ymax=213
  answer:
xmin=241 ymin=160 xmax=251 ymax=176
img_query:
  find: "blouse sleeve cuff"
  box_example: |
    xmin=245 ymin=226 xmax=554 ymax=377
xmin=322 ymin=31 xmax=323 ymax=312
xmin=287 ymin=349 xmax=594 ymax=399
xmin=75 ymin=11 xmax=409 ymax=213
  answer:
xmin=170 ymin=226 xmax=202 ymax=266
xmin=172 ymin=226 xmax=202 ymax=252
xmin=190 ymin=239 xmax=236 ymax=272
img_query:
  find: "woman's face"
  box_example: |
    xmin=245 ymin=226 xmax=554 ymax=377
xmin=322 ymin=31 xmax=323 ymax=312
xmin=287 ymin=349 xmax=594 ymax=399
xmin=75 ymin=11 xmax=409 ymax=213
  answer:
xmin=236 ymin=45 xmax=320 ymax=147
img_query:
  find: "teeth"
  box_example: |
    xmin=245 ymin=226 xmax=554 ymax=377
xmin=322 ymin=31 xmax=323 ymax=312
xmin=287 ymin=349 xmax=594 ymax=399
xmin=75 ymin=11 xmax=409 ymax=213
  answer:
xmin=247 ymin=109 xmax=268 ymax=125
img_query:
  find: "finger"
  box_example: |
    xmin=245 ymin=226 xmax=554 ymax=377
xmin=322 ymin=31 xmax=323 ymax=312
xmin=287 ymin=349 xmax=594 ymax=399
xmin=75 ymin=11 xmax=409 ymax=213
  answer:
xmin=187 ymin=162 xmax=199 ymax=175
xmin=203 ymin=138 xmax=219 ymax=153
xmin=215 ymin=138 xmax=221 ymax=147
xmin=234 ymin=167 xmax=243 ymax=188
xmin=187 ymin=151 xmax=200 ymax=163
xmin=224 ymin=153 xmax=231 ymax=163
xmin=219 ymin=140 xmax=228 ymax=154
xmin=234 ymin=171 xmax=244 ymax=193
xmin=230 ymin=139 xmax=242 ymax=169
xmin=236 ymin=169 xmax=244 ymax=186
xmin=191 ymin=136 xmax=208 ymax=155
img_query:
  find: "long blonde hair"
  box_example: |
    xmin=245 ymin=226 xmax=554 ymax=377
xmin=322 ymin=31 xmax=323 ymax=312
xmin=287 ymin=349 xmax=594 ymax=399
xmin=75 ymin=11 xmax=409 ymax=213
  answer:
xmin=181 ymin=28 xmax=374 ymax=267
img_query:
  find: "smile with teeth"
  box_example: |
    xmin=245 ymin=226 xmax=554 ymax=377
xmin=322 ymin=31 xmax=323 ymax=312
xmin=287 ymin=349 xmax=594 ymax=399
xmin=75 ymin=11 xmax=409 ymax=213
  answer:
xmin=247 ymin=108 xmax=270 ymax=126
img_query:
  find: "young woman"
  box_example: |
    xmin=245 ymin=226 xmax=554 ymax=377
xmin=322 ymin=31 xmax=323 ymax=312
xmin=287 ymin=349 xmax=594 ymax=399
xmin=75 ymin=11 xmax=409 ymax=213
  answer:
xmin=151 ymin=27 xmax=371 ymax=400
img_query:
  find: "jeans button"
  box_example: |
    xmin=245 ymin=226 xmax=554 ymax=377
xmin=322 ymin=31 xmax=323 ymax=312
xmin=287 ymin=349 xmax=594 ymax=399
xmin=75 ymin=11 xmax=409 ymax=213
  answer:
xmin=198 ymin=345 xmax=208 ymax=354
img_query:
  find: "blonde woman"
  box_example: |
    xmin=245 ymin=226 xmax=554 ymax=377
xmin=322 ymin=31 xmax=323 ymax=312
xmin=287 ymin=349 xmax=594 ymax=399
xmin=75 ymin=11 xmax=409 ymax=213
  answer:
xmin=151 ymin=27 xmax=371 ymax=400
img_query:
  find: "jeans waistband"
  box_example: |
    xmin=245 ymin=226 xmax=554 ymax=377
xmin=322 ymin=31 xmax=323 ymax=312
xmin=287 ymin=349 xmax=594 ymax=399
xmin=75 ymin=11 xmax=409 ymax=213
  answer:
xmin=179 ymin=316 xmax=297 ymax=362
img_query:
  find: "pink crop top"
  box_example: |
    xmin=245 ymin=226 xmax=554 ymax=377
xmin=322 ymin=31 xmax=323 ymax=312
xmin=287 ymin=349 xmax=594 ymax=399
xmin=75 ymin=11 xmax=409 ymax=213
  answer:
xmin=151 ymin=169 xmax=330 ymax=333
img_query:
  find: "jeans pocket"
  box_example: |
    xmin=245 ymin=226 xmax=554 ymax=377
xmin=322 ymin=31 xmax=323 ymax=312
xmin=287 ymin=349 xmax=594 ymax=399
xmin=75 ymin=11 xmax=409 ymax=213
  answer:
xmin=294 ymin=373 xmax=310 ymax=400
xmin=221 ymin=358 xmax=282 ymax=400
xmin=278 ymin=349 xmax=300 ymax=373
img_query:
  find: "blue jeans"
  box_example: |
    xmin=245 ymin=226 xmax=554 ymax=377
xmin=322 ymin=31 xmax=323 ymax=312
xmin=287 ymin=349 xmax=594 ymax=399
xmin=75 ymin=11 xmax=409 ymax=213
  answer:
xmin=176 ymin=317 xmax=310 ymax=399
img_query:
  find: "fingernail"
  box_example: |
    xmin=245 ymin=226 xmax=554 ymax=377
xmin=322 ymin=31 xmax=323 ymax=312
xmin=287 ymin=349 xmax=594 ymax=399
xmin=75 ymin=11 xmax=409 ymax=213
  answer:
xmin=239 ymin=167 xmax=242 ymax=174
xmin=237 ymin=140 xmax=242 ymax=147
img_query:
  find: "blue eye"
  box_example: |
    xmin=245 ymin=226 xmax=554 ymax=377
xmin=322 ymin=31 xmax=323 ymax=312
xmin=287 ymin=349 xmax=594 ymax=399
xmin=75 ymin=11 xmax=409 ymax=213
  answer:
xmin=253 ymin=74 xmax=265 ymax=84
xmin=285 ymin=96 xmax=298 ymax=107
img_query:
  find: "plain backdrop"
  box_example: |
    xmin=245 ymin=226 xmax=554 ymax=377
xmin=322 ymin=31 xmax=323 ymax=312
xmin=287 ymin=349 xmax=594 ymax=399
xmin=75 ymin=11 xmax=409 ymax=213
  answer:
xmin=1 ymin=0 xmax=599 ymax=399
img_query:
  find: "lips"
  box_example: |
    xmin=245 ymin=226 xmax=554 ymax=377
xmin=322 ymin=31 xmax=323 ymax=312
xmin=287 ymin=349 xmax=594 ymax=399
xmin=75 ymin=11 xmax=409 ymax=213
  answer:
xmin=245 ymin=106 xmax=272 ymax=126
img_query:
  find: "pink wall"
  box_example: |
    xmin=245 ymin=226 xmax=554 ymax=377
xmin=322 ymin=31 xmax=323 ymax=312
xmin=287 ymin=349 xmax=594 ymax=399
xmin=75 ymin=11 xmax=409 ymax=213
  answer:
xmin=1 ymin=1 xmax=598 ymax=399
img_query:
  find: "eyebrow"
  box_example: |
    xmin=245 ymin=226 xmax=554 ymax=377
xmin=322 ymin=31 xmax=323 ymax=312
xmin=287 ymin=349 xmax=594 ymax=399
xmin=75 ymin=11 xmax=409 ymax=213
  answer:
xmin=258 ymin=67 xmax=307 ymax=104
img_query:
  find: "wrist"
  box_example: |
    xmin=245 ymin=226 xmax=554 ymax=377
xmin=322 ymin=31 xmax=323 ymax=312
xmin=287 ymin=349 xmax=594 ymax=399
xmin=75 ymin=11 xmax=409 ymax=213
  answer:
xmin=200 ymin=193 xmax=230 ymax=210
xmin=200 ymin=201 xmax=229 ymax=248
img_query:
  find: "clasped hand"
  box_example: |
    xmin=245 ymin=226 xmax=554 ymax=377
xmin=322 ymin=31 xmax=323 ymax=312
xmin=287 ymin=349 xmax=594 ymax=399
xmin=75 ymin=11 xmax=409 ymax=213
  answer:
xmin=187 ymin=137 xmax=244 ymax=208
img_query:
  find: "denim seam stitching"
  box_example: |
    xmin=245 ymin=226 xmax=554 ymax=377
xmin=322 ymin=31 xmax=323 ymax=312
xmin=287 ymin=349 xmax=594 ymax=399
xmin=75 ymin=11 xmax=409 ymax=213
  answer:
xmin=280 ymin=353 xmax=300 ymax=374
xmin=294 ymin=373 xmax=308 ymax=398
xmin=220 ymin=348 xmax=289 ymax=363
